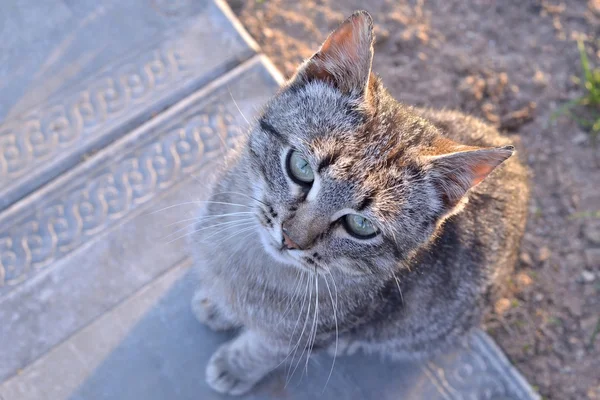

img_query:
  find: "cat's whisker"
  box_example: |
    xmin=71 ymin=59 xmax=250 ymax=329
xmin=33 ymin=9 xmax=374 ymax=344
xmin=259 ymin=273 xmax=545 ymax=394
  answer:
xmin=192 ymin=200 xmax=254 ymax=209
xmin=322 ymin=270 xmax=339 ymax=392
xmin=290 ymin=274 xmax=318 ymax=383
xmin=228 ymin=89 xmax=250 ymax=126
xmin=212 ymin=191 xmax=267 ymax=206
xmin=304 ymin=272 xmax=320 ymax=374
xmin=207 ymin=226 xmax=256 ymax=249
xmin=208 ymin=224 xmax=257 ymax=247
xmin=286 ymin=274 xmax=314 ymax=385
xmin=278 ymin=270 xmax=306 ymax=325
xmin=280 ymin=273 xmax=312 ymax=377
xmin=189 ymin=217 xmax=255 ymax=235
xmin=166 ymin=219 xmax=255 ymax=244
xmin=198 ymin=222 xmax=255 ymax=245
xmin=277 ymin=269 xmax=302 ymax=308
xmin=165 ymin=211 xmax=255 ymax=227
xmin=286 ymin=280 xmax=311 ymax=380
xmin=219 ymin=229 xmax=255 ymax=271
xmin=163 ymin=214 xmax=255 ymax=240
xmin=146 ymin=201 xmax=208 ymax=215
xmin=147 ymin=200 xmax=252 ymax=216
xmin=393 ymin=274 xmax=405 ymax=305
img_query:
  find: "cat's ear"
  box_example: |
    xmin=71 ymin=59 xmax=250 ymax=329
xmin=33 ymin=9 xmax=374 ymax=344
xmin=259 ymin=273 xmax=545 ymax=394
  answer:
xmin=423 ymin=139 xmax=514 ymax=209
xmin=292 ymin=10 xmax=374 ymax=95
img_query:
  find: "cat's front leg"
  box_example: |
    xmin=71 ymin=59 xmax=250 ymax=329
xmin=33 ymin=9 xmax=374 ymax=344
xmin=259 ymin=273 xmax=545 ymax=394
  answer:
xmin=326 ymin=335 xmax=364 ymax=357
xmin=191 ymin=289 xmax=240 ymax=331
xmin=206 ymin=330 xmax=286 ymax=396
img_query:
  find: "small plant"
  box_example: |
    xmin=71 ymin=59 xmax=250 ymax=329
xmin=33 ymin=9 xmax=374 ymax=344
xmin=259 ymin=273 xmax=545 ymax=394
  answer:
xmin=552 ymin=40 xmax=600 ymax=142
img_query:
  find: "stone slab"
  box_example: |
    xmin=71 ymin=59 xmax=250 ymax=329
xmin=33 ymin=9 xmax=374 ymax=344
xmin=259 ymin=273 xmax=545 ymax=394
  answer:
xmin=0 ymin=0 xmax=258 ymax=211
xmin=0 ymin=55 xmax=283 ymax=381
xmin=0 ymin=265 xmax=539 ymax=400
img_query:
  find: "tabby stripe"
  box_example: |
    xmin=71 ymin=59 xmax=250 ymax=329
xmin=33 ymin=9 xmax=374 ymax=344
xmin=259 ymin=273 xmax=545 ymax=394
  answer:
xmin=259 ymin=118 xmax=286 ymax=142
xmin=357 ymin=193 xmax=374 ymax=211
xmin=317 ymin=151 xmax=341 ymax=173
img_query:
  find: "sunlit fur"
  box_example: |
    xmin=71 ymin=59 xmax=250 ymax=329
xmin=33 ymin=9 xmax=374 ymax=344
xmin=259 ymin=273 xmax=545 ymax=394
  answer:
xmin=190 ymin=11 xmax=529 ymax=396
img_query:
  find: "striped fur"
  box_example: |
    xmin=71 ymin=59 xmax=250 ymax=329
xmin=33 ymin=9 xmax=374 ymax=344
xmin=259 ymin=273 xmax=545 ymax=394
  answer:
xmin=191 ymin=11 xmax=530 ymax=396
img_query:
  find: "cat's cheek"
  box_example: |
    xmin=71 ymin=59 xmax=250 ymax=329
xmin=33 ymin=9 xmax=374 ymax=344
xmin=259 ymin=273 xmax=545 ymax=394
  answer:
xmin=333 ymin=257 xmax=368 ymax=277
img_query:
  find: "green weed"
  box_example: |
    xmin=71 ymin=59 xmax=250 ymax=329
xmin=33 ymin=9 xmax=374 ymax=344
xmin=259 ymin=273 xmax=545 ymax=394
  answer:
xmin=552 ymin=40 xmax=600 ymax=142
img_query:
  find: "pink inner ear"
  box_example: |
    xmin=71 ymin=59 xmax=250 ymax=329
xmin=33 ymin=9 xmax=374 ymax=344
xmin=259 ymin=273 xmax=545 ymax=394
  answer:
xmin=471 ymin=163 xmax=498 ymax=186
xmin=426 ymin=143 xmax=514 ymax=208
xmin=300 ymin=11 xmax=374 ymax=93
xmin=320 ymin=16 xmax=361 ymax=62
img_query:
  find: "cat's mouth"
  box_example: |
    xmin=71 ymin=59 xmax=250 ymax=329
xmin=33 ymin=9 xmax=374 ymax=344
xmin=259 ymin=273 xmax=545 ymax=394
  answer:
xmin=257 ymin=227 xmax=313 ymax=270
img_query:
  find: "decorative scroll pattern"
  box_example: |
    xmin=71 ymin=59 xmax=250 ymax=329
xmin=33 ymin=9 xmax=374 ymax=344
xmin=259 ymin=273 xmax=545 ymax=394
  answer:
xmin=0 ymin=42 xmax=191 ymax=181
xmin=0 ymin=100 xmax=242 ymax=290
xmin=423 ymin=332 xmax=537 ymax=400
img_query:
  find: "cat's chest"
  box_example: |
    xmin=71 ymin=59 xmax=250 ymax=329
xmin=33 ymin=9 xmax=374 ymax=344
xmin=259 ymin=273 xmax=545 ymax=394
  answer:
xmin=223 ymin=266 xmax=336 ymax=335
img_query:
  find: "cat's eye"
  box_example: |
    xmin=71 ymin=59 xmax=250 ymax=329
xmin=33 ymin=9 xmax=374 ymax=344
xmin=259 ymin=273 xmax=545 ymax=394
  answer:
xmin=286 ymin=150 xmax=314 ymax=186
xmin=344 ymin=214 xmax=378 ymax=238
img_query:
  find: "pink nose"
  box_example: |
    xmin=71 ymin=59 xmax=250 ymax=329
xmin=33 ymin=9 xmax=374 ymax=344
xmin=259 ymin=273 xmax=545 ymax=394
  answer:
xmin=282 ymin=228 xmax=301 ymax=250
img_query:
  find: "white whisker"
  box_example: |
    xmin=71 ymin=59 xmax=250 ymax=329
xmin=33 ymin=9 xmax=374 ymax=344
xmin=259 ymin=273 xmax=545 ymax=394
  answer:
xmin=279 ymin=271 xmax=306 ymax=324
xmin=167 ymin=219 xmax=254 ymax=244
xmin=393 ymin=274 xmax=404 ymax=305
xmin=322 ymin=270 xmax=339 ymax=392
xmin=304 ymin=274 xmax=319 ymax=374
xmin=228 ymin=89 xmax=250 ymax=126
xmin=209 ymin=224 xmax=257 ymax=247
xmin=212 ymin=191 xmax=267 ymax=206
xmin=165 ymin=211 xmax=255 ymax=227
xmin=163 ymin=214 xmax=254 ymax=240
xmin=279 ymin=273 xmax=311 ymax=375
xmin=147 ymin=200 xmax=252 ymax=216
xmin=286 ymin=274 xmax=314 ymax=385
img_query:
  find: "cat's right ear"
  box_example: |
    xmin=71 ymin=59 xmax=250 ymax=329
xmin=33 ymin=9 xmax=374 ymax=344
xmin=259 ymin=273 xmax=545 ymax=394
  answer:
xmin=290 ymin=11 xmax=375 ymax=97
xmin=422 ymin=140 xmax=515 ymax=210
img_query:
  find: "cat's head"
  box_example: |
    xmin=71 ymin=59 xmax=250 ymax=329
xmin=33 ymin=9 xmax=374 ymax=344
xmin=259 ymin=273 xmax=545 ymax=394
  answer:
xmin=245 ymin=11 xmax=513 ymax=276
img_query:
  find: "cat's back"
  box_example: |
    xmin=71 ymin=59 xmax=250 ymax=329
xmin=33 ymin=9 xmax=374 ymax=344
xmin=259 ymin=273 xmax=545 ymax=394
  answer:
xmin=374 ymin=107 xmax=531 ymax=352
xmin=414 ymin=107 xmax=530 ymax=292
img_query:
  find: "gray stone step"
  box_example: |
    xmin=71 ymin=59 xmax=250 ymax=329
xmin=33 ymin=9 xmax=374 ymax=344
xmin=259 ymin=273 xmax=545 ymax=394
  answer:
xmin=0 ymin=263 xmax=539 ymax=400
xmin=0 ymin=55 xmax=282 ymax=382
xmin=0 ymin=0 xmax=258 ymax=211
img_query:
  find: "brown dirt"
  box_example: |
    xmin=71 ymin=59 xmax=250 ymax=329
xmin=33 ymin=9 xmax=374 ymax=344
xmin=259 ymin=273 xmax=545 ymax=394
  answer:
xmin=225 ymin=0 xmax=600 ymax=398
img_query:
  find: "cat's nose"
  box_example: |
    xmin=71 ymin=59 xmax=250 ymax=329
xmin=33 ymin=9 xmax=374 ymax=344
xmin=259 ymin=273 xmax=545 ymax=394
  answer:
xmin=281 ymin=227 xmax=302 ymax=250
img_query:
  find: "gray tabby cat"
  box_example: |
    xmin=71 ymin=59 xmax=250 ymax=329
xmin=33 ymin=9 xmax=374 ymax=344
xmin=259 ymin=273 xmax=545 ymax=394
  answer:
xmin=190 ymin=10 xmax=529 ymax=396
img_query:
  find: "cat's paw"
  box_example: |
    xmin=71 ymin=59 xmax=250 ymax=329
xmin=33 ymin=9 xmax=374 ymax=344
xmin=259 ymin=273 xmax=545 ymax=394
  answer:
xmin=191 ymin=291 xmax=236 ymax=331
xmin=206 ymin=343 xmax=258 ymax=396
xmin=326 ymin=337 xmax=361 ymax=358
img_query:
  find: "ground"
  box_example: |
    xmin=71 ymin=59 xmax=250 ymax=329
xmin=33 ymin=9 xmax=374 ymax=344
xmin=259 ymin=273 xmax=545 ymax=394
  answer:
xmin=225 ymin=1 xmax=600 ymax=399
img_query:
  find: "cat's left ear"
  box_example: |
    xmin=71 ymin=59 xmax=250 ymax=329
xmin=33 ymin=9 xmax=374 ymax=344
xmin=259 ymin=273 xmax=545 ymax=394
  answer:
xmin=422 ymin=139 xmax=515 ymax=209
xmin=291 ymin=10 xmax=375 ymax=96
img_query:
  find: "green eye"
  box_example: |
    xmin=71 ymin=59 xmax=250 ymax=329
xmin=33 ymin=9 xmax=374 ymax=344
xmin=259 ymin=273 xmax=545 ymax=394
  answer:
xmin=344 ymin=214 xmax=377 ymax=238
xmin=287 ymin=150 xmax=314 ymax=185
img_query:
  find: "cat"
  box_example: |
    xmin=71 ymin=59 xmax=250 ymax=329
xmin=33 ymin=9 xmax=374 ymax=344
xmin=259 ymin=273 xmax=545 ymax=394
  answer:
xmin=189 ymin=10 xmax=529 ymax=396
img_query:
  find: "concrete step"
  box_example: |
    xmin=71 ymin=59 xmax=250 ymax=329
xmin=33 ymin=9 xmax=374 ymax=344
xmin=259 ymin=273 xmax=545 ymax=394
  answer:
xmin=0 ymin=0 xmax=257 ymax=210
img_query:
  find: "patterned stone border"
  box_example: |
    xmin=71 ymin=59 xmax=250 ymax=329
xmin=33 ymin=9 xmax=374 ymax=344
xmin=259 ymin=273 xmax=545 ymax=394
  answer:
xmin=422 ymin=330 xmax=540 ymax=399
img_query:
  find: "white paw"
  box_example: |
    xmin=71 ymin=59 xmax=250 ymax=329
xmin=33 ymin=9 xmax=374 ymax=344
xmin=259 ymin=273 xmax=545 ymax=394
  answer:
xmin=191 ymin=291 xmax=236 ymax=331
xmin=205 ymin=343 xmax=258 ymax=396
xmin=326 ymin=337 xmax=361 ymax=357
